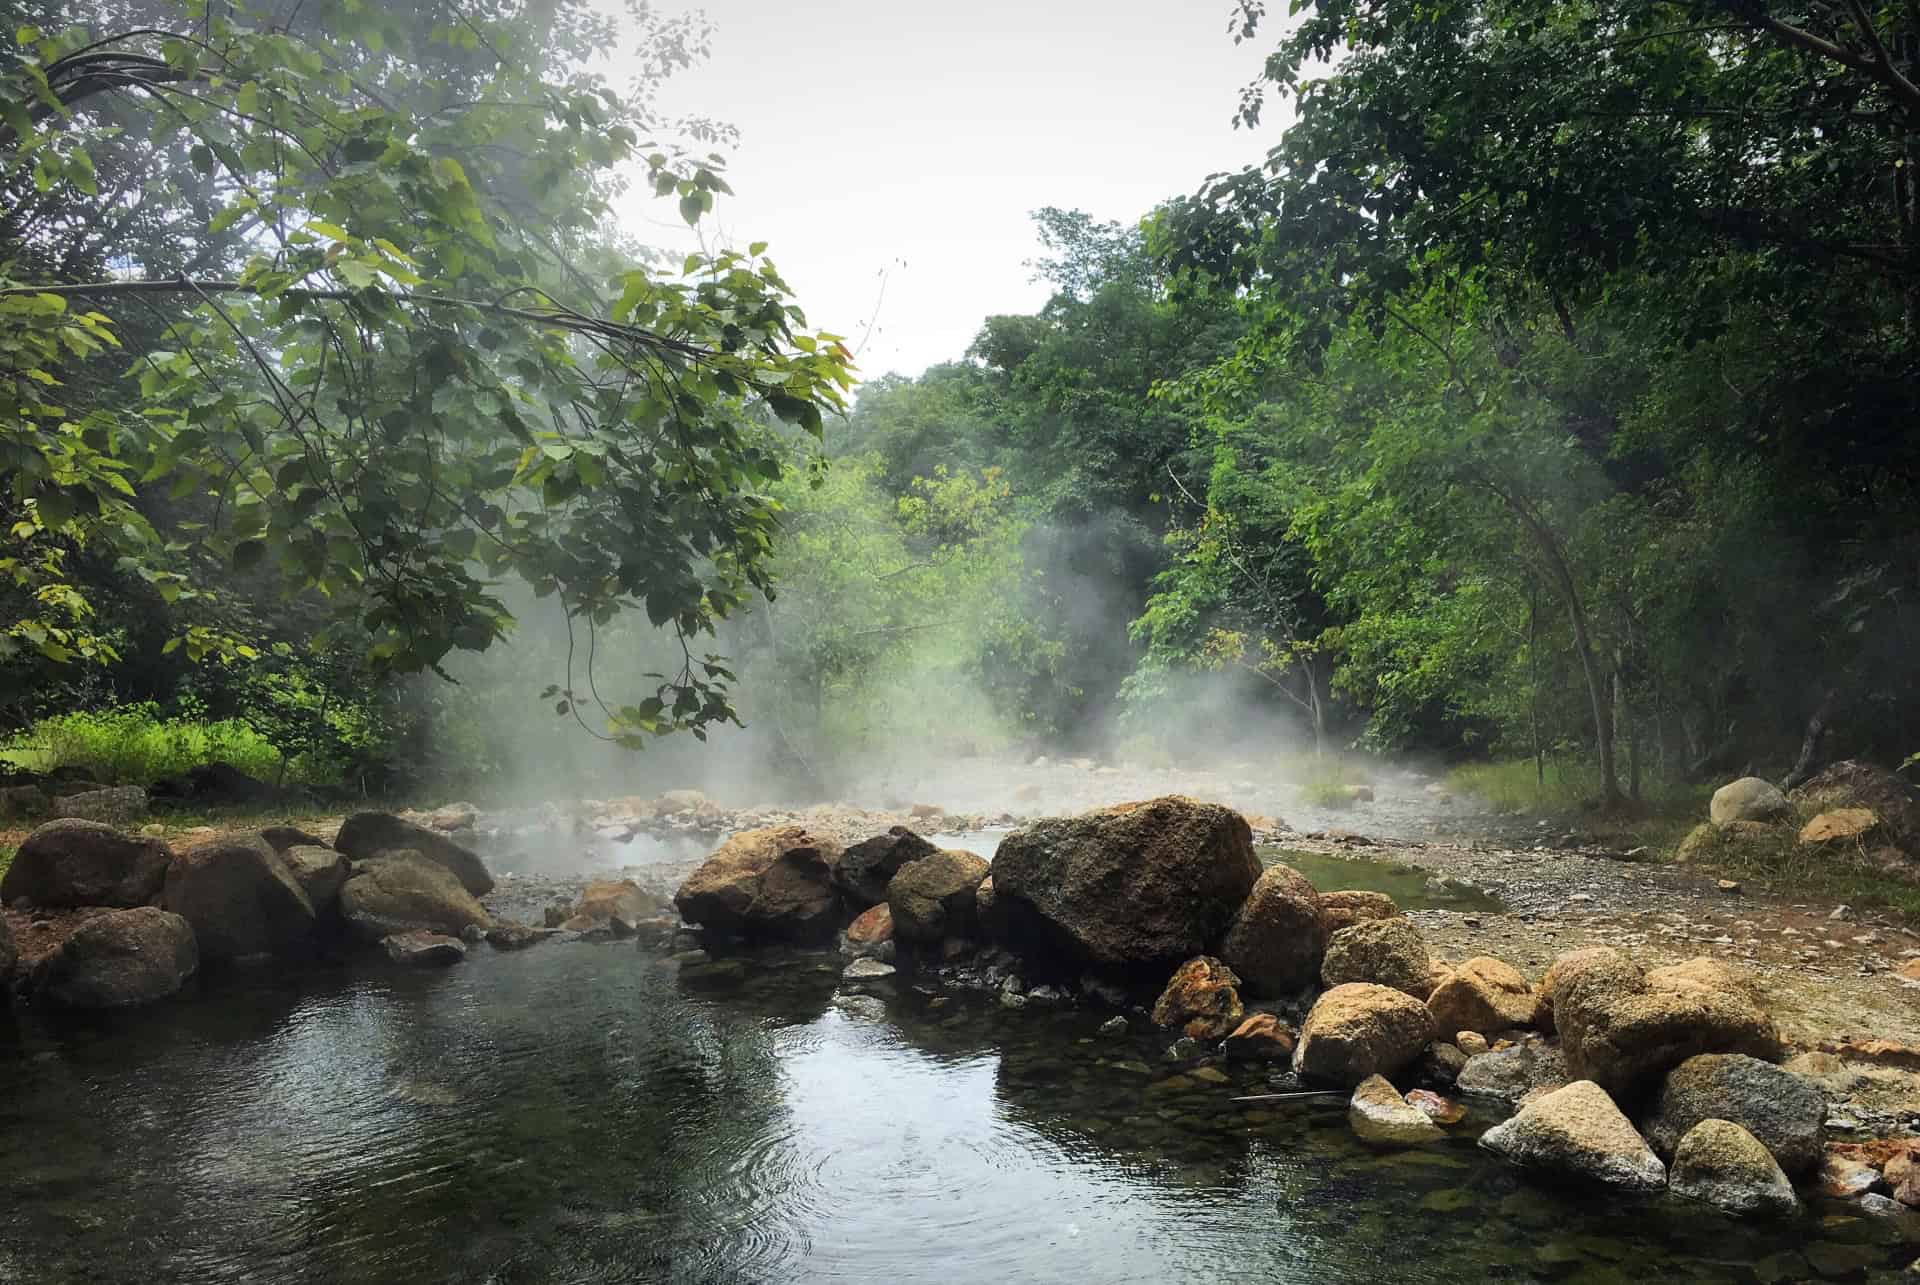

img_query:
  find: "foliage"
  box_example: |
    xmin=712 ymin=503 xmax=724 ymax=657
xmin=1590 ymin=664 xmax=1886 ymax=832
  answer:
xmin=1 ymin=0 xmax=852 ymax=749
xmin=0 ymin=700 xmax=294 ymax=783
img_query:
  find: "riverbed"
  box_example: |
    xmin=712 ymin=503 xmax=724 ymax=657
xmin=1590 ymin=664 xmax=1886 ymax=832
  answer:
xmin=3 ymin=936 xmax=1918 ymax=1283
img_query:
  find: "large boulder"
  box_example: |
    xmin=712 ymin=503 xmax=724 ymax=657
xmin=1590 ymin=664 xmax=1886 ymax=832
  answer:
xmin=834 ymin=827 xmax=938 ymax=909
xmin=1456 ymin=1040 xmax=1570 ymax=1104
xmin=887 ymin=849 xmax=990 ymax=943
xmin=1710 ymin=777 xmax=1790 ymax=828
xmin=1218 ymin=862 xmax=1326 ymax=996
xmin=160 ymin=835 xmax=316 ymax=961
xmin=32 ymin=907 xmax=197 ymax=1009
xmin=1349 ymin=1073 xmax=1443 ymax=1146
xmin=382 ymin=930 xmax=466 ymax=967
xmin=1554 ymin=955 xmax=1782 ymax=1097
xmin=1668 ymin=1119 xmax=1800 ymax=1218
xmin=0 ymin=784 xmax=49 ymax=822
xmin=51 ymin=785 xmax=149 ymax=826
xmin=1293 ymin=982 xmax=1436 ymax=1087
xmin=334 ymin=811 xmax=494 ymax=897
xmin=281 ymin=845 xmax=351 ymax=914
xmin=1427 ymin=956 xmax=1537 ymax=1036
xmin=673 ymin=826 xmax=846 ymax=944
xmin=989 ymin=797 xmax=1260 ymax=971
xmin=1790 ymin=759 xmax=1920 ymax=851
xmin=338 ymin=853 xmax=492 ymax=941
xmin=1479 ymin=1080 xmax=1667 ymax=1192
xmin=1150 ymin=955 xmax=1245 ymax=1040
xmin=1 ymin=818 xmax=170 ymax=909
xmin=1320 ymin=917 xmax=1436 ymax=999
xmin=1319 ymin=890 xmax=1400 ymax=937
xmin=1643 ymin=1053 xmax=1825 ymax=1175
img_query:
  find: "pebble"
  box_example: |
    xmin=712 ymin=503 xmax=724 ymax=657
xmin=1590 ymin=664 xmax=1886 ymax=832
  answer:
xmin=1717 ymin=880 xmax=1742 ymax=894
xmin=1099 ymin=1016 xmax=1129 ymax=1038
xmin=1831 ymin=905 xmax=1855 ymax=922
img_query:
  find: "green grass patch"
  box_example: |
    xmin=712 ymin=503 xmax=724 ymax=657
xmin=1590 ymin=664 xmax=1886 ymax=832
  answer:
xmin=0 ymin=704 xmax=299 ymax=786
xmin=0 ymin=844 xmax=13 ymax=883
xmin=1675 ymin=818 xmax=1920 ymax=920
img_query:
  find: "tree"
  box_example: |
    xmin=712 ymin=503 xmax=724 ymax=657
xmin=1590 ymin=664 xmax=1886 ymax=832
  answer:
xmin=1 ymin=0 xmax=852 ymax=743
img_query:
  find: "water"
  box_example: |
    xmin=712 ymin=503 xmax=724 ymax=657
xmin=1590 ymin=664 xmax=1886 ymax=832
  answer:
xmin=1 ymin=945 xmax=1914 ymax=1283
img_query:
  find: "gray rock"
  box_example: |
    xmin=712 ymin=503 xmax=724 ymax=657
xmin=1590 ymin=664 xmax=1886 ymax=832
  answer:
xmin=382 ymin=930 xmax=466 ymax=966
xmin=51 ymin=786 xmax=149 ymax=826
xmin=1218 ymin=862 xmax=1326 ymax=996
xmin=1350 ymin=1073 xmax=1443 ymax=1146
xmin=34 ymin=907 xmax=197 ymax=1008
xmin=834 ymin=826 xmax=938 ymax=909
xmin=334 ymin=811 xmax=494 ymax=896
xmin=160 ymin=834 xmax=315 ymax=961
xmin=1644 ymin=1053 xmax=1825 ymax=1176
xmin=338 ymin=853 xmax=491 ymax=941
xmin=484 ymin=923 xmax=557 ymax=950
xmin=1710 ymin=778 xmax=1790 ymax=827
xmin=1479 ymin=1080 xmax=1666 ymax=1192
xmin=0 ymin=784 xmax=49 ymax=821
xmin=1457 ymin=1041 xmax=1570 ymax=1104
xmin=1100 ymin=1015 xmax=1130 ymax=1038
xmin=1 ymin=818 xmax=170 ymax=909
xmin=280 ymin=845 xmax=350 ymax=913
xmin=842 ymin=958 xmax=897 ymax=981
xmin=1669 ymin=1119 xmax=1800 ymax=1218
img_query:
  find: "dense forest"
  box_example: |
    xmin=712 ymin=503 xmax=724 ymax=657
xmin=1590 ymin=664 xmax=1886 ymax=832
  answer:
xmin=5 ymin=0 xmax=1919 ymax=806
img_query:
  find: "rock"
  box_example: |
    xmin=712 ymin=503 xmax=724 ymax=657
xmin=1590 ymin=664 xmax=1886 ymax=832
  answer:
xmin=334 ymin=812 xmax=494 ymax=897
xmin=989 ymin=796 xmax=1260 ymax=970
xmin=1350 ymin=1073 xmax=1444 ymax=1146
xmin=259 ymin=826 xmax=328 ymax=853
xmin=33 ymin=907 xmax=197 ymax=1008
xmin=382 ymin=930 xmax=466 ymax=966
xmin=1820 ymin=1155 xmax=1880 ymax=1199
xmin=1643 ymin=1053 xmax=1826 ymax=1175
xmin=1790 ymin=760 xmax=1920 ymax=852
xmin=844 ymin=902 xmax=894 ymax=951
xmin=0 ymin=784 xmax=49 ymax=821
xmin=834 ymin=826 xmax=939 ymax=909
xmin=974 ymin=875 xmax=1008 ymax=941
xmin=160 ymin=834 xmax=316 ymax=961
xmin=887 ymin=849 xmax=990 ymax=943
xmin=1150 ymin=955 xmax=1245 ymax=1040
xmin=484 ymin=923 xmax=555 ymax=950
xmin=51 ymin=785 xmax=149 ymax=826
xmin=429 ymin=803 xmax=478 ymax=831
xmin=1669 ymin=1119 xmax=1801 ymax=1218
xmin=1710 ymin=777 xmax=1790 ymax=827
xmin=0 ymin=910 xmax=14 ymax=984
xmin=1099 ymin=1015 xmax=1129 ymax=1038
xmin=1799 ymin=808 xmax=1882 ymax=845
xmin=1 ymin=818 xmax=171 ymax=909
xmin=571 ymin=879 xmax=652 ymax=929
xmin=1293 ymin=982 xmax=1437 ymax=1087
xmin=1536 ymin=946 xmax=1624 ymax=1033
xmin=1218 ymin=862 xmax=1326 ymax=996
xmin=842 ymin=958 xmax=897 ymax=981
xmin=1224 ymin=1012 xmax=1297 ymax=1061
xmin=1555 ymin=955 xmax=1782 ymax=1096
xmin=1457 ymin=1031 xmax=1490 ymax=1056
xmin=673 ymin=826 xmax=846 ymax=944
xmin=1717 ymin=879 xmax=1742 ymax=893
xmin=1414 ymin=1041 xmax=1468 ymax=1088
xmin=147 ymin=762 xmax=277 ymax=810
xmin=1319 ymin=917 xmax=1436 ymax=999
xmin=1427 ymin=956 xmax=1537 ymax=1036
xmin=1406 ymin=1088 xmax=1466 ymax=1125
xmin=338 ymin=853 xmax=492 ymax=941
xmin=1319 ymin=889 xmax=1399 ymax=936
xmin=1479 ymin=1080 xmax=1667 ymax=1192
xmin=655 ymin=789 xmax=711 ymax=816
xmin=280 ymin=845 xmax=350 ymax=913
xmin=1645 ymin=957 xmax=1761 ymax=1002
xmin=1457 ymin=1040 xmax=1571 ymax=1104
xmin=1165 ymin=1035 xmax=1205 ymax=1062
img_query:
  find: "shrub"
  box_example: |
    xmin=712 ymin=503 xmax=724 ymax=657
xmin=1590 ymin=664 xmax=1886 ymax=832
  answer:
xmin=0 ymin=703 xmax=295 ymax=785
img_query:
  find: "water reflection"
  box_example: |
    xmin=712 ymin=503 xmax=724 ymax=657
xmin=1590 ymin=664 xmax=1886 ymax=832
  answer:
xmin=0 ymin=946 xmax=1915 ymax=1284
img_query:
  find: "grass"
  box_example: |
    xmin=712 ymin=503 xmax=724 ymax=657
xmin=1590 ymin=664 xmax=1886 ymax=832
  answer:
xmin=0 ymin=843 xmax=12 ymax=884
xmin=1292 ymin=756 xmax=1374 ymax=810
xmin=0 ymin=705 xmax=293 ymax=786
xmin=1677 ymin=814 xmax=1920 ymax=920
xmin=1445 ymin=758 xmax=1713 ymax=850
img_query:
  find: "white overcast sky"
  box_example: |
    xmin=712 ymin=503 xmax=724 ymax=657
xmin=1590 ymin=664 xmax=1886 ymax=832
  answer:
xmin=605 ymin=0 xmax=1282 ymax=383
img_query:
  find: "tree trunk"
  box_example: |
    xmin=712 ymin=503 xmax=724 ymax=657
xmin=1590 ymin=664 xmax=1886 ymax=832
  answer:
xmin=1782 ymin=687 xmax=1838 ymax=791
xmin=1529 ymin=588 xmax=1544 ymax=788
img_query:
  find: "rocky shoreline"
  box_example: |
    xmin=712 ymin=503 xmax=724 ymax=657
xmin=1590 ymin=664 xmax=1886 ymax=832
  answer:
xmin=5 ymin=787 xmax=1920 ymax=1236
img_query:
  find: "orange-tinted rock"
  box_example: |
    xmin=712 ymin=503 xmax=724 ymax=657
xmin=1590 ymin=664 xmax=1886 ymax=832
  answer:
xmin=1405 ymin=1088 xmax=1466 ymax=1125
xmin=1427 ymin=956 xmax=1537 ymax=1036
xmin=1223 ymin=1012 xmax=1296 ymax=1061
xmin=1150 ymin=955 xmax=1244 ymax=1040
xmin=1319 ymin=890 xmax=1399 ymax=936
xmin=847 ymin=902 xmax=894 ymax=945
xmin=673 ymin=826 xmax=846 ymax=944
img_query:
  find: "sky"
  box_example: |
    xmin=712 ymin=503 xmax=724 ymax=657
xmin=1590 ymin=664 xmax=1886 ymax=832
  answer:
xmin=604 ymin=0 xmax=1282 ymax=384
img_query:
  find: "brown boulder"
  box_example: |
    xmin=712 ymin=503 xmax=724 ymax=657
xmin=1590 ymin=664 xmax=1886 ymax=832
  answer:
xmin=835 ymin=827 xmax=938 ymax=909
xmin=572 ymin=879 xmax=653 ymax=929
xmin=887 ymin=849 xmax=990 ymax=943
xmin=281 ymin=845 xmax=350 ymax=913
xmin=1319 ymin=890 xmax=1399 ymax=936
xmin=1478 ymin=1080 xmax=1666 ymax=1192
xmin=1293 ymin=982 xmax=1436 ymax=1086
xmin=1320 ymin=917 xmax=1436 ymax=999
xmin=338 ymin=853 xmax=492 ymax=941
xmin=673 ymin=826 xmax=846 ymax=944
xmin=1218 ymin=862 xmax=1326 ymax=996
xmin=1427 ymin=956 xmax=1537 ymax=1036
xmin=160 ymin=835 xmax=316 ymax=960
xmin=1790 ymin=759 xmax=1920 ymax=851
xmin=1554 ymin=955 xmax=1782 ymax=1097
xmin=1535 ymin=946 xmax=1624 ymax=1033
xmin=1798 ymin=808 xmax=1882 ymax=846
xmin=334 ymin=811 xmax=494 ymax=897
xmin=989 ymin=797 xmax=1260 ymax=970
xmin=33 ymin=906 xmax=197 ymax=1009
xmin=383 ymin=930 xmax=466 ymax=966
xmin=846 ymin=902 xmax=895 ymax=948
xmin=1 ymin=818 xmax=170 ymax=909
xmin=1223 ymin=1012 xmax=1296 ymax=1061
xmin=1150 ymin=955 xmax=1245 ymax=1040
